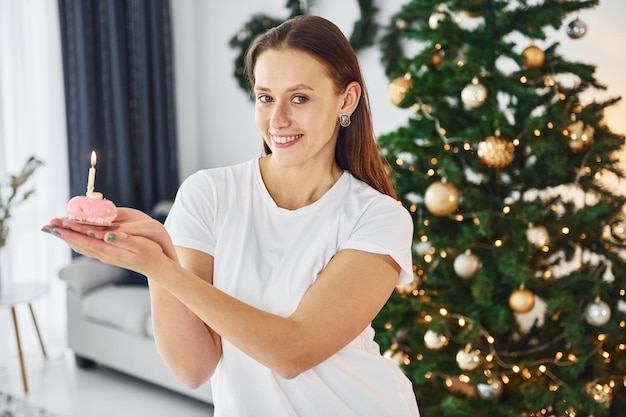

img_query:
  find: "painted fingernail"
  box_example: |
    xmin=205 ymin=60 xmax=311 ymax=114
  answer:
xmin=50 ymin=224 xmax=59 ymax=228
xmin=41 ymin=228 xmax=51 ymax=234
xmin=106 ymin=233 xmax=116 ymax=242
xmin=52 ymin=230 xmax=61 ymax=236
xmin=62 ymin=225 xmax=72 ymax=229
xmin=87 ymin=232 xmax=95 ymax=237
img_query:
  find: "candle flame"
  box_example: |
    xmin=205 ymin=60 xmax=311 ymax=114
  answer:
xmin=90 ymin=150 xmax=97 ymax=166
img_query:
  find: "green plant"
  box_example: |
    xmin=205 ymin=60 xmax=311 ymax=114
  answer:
xmin=0 ymin=156 xmax=43 ymax=248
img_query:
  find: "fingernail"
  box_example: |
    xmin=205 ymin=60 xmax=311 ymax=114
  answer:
xmin=41 ymin=228 xmax=51 ymax=234
xmin=52 ymin=230 xmax=61 ymax=236
xmin=87 ymin=232 xmax=95 ymax=237
xmin=106 ymin=233 xmax=116 ymax=242
xmin=62 ymin=225 xmax=72 ymax=229
xmin=50 ymin=224 xmax=59 ymax=228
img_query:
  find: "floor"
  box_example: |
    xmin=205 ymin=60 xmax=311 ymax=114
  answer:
xmin=0 ymin=350 xmax=214 ymax=417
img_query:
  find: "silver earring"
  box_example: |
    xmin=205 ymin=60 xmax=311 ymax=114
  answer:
xmin=339 ymin=113 xmax=351 ymax=128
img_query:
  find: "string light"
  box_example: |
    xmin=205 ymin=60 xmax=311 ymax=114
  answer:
xmin=410 ymin=310 xmax=625 ymax=392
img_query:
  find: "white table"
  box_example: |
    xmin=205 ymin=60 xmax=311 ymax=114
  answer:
xmin=0 ymin=282 xmax=48 ymax=393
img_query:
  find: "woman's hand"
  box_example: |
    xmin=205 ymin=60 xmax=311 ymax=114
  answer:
xmin=42 ymin=207 xmax=178 ymax=276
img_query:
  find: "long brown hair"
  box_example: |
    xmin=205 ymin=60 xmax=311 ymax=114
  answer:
xmin=244 ymin=15 xmax=396 ymax=199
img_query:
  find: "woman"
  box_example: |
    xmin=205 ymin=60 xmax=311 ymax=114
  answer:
xmin=45 ymin=15 xmax=419 ymax=417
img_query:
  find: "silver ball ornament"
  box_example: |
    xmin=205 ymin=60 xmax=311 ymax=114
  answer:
xmin=567 ymin=18 xmax=588 ymax=39
xmin=461 ymin=77 xmax=488 ymax=109
xmin=453 ymin=250 xmax=481 ymax=279
xmin=477 ymin=379 xmax=503 ymax=400
xmin=584 ymin=299 xmax=611 ymax=327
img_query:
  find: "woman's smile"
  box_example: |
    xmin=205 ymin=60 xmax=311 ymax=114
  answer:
xmin=271 ymin=133 xmax=303 ymax=145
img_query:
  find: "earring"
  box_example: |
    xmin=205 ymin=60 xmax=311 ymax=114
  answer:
xmin=339 ymin=113 xmax=351 ymax=128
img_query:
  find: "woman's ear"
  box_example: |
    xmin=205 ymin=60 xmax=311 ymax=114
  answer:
xmin=340 ymin=81 xmax=362 ymax=115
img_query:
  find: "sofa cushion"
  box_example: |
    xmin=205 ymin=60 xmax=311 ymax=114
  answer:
xmin=82 ymin=286 xmax=152 ymax=337
xmin=146 ymin=314 xmax=154 ymax=338
xmin=60 ymin=257 xmax=126 ymax=295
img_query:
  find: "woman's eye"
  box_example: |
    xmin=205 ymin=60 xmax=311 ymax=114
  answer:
xmin=293 ymin=95 xmax=308 ymax=104
xmin=257 ymin=95 xmax=272 ymax=103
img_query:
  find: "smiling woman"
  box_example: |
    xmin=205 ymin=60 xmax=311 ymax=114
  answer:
xmin=43 ymin=14 xmax=420 ymax=417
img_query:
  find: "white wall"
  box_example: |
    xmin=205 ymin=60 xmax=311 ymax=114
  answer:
xmin=171 ymin=0 xmax=626 ymax=183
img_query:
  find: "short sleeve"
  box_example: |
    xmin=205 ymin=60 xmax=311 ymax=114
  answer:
xmin=164 ymin=171 xmax=217 ymax=255
xmin=340 ymin=198 xmax=414 ymax=285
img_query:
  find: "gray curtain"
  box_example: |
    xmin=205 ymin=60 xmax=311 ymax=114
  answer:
xmin=57 ymin=0 xmax=178 ymax=211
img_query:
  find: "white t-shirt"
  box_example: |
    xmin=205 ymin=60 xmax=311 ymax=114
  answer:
xmin=165 ymin=159 xmax=419 ymax=417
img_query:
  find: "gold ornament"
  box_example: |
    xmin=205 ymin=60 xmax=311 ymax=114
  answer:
xmin=477 ymin=134 xmax=515 ymax=169
xmin=424 ymin=180 xmax=460 ymax=216
xmin=461 ymin=77 xmax=488 ymax=109
xmin=430 ymin=51 xmax=443 ymax=67
xmin=566 ymin=120 xmax=594 ymax=153
xmin=522 ymin=44 xmax=545 ymax=70
xmin=388 ymin=75 xmax=413 ymax=108
xmin=509 ymin=285 xmax=536 ymax=313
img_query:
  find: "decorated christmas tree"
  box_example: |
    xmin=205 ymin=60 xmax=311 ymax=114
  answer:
xmin=372 ymin=0 xmax=626 ymax=416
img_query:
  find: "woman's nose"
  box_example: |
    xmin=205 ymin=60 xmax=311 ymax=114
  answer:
xmin=270 ymin=102 xmax=291 ymax=128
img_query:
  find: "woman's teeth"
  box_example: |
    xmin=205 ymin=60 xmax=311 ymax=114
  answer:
xmin=273 ymin=134 xmax=302 ymax=144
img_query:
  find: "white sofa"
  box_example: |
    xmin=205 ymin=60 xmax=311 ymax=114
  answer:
xmin=59 ymin=256 xmax=213 ymax=404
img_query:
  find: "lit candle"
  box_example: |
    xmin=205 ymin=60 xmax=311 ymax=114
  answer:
xmin=86 ymin=151 xmax=102 ymax=199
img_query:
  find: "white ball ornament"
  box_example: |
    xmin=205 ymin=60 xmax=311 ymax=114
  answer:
xmin=383 ymin=349 xmax=406 ymax=366
xmin=424 ymin=330 xmax=447 ymax=350
xmin=526 ymin=224 xmax=550 ymax=248
xmin=453 ymin=250 xmax=481 ymax=279
xmin=461 ymin=77 xmax=488 ymax=109
xmin=428 ymin=7 xmax=451 ymax=30
xmin=611 ymin=220 xmax=626 ymax=241
xmin=477 ymin=378 xmax=503 ymax=400
xmin=456 ymin=347 xmax=480 ymax=371
xmin=584 ymin=298 xmax=611 ymax=327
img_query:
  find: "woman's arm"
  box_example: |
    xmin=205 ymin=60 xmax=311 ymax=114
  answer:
xmin=149 ymin=247 xmax=222 ymax=388
xmin=45 ymin=210 xmax=222 ymax=387
xmin=45 ymin=213 xmax=400 ymax=380
xmin=159 ymin=248 xmax=400 ymax=379
xmin=107 ymin=229 xmax=399 ymax=379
